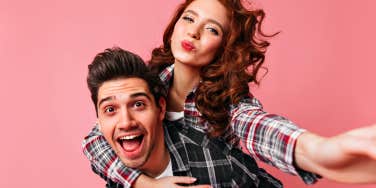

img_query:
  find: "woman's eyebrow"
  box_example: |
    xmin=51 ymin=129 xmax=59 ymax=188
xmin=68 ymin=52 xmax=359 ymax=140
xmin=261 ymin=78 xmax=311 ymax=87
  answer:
xmin=184 ymin=9 xmax=225 ymax=33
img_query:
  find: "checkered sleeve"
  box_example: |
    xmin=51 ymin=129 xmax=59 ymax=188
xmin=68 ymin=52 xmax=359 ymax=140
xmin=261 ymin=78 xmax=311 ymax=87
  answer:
xmin=82 ymin=124 xmax=141 ymax=187
xmin=230 ymin=98 xmax=319 ymax=184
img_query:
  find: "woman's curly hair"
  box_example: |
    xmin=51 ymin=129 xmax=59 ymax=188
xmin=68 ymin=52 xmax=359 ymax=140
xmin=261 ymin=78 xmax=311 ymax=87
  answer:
xmin=149 ymin=0 xmax=277 ymax=137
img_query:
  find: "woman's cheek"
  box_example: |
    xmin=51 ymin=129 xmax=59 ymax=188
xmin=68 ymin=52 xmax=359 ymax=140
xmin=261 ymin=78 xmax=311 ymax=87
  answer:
xmin=202 ymin=39 xmax=221 ymax=57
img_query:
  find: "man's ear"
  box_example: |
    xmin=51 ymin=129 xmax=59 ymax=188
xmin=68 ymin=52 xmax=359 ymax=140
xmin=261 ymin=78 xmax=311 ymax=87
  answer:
xmin=158 ymin=97 xmax=166 ymax=121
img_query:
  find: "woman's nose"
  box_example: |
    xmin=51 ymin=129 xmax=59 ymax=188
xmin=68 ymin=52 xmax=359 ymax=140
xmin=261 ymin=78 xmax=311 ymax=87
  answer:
xmin=187 ymin=25 xmax=200 ymax=40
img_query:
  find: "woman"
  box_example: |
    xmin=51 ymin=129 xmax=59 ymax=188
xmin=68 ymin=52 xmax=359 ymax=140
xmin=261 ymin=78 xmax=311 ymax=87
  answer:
xmin=83 ymin=0 xmax=376 ymax=187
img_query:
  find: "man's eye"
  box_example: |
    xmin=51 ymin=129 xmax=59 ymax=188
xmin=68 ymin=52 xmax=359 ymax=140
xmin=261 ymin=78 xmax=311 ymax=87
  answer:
xmin=104 ymin=107 xmax=115 ymax=113
xmin=134 ymin=101 xmax=145 ymax=108
xmin=182 ymin=16 xmax=194 ymax=23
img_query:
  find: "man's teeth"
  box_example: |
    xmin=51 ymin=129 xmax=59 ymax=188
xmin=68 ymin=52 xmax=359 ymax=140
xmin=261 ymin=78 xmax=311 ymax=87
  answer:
xmin=120 ymin=135 xmax=140 ymax=140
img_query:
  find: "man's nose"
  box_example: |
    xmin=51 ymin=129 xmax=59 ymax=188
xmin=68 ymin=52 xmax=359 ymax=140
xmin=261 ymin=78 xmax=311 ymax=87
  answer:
xmin=117 ymin=108 xmax=137 ymax=130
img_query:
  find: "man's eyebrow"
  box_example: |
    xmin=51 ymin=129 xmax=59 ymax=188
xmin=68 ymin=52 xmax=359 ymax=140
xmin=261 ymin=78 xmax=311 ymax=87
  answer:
xmin=130 ymin=92 xmax=152 ymax=101
xmin=184 ymin=10 xmax=226 ymax=33
xmin=97 ymin=92 xmax=152 ymax=107
xmin=98 ymin=96 xmax=115 ymax=107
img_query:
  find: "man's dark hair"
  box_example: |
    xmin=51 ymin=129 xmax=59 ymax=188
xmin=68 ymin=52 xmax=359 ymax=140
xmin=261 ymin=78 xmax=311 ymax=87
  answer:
xmin=87 ymin=47 xmax=167 ymax=116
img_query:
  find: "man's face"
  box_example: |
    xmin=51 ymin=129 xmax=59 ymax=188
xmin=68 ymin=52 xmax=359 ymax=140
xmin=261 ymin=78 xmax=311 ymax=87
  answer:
xmin=97 ymin=77 xmax=165 ymax=170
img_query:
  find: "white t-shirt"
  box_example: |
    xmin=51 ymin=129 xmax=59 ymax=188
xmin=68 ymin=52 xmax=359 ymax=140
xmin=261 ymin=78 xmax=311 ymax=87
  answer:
xmin=166 ymin=111 xmax=184 ymax=121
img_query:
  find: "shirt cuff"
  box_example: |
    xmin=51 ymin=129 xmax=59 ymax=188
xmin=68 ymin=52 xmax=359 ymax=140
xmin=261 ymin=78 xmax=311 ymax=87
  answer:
xmin=290 ymin=129 xmax=321 ymax=184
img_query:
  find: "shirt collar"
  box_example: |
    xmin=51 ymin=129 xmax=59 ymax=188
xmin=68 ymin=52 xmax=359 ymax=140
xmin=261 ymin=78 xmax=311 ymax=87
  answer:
xmin=159 ymin=64 xmax=198 ymax=93
xmin=159 ymin=64 xmax=174 ymax=91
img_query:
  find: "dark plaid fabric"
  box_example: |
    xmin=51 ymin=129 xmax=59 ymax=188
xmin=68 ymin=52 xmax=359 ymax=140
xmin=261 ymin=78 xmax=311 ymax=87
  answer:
xmin=105 ymin=121 xmax=282 ymax=188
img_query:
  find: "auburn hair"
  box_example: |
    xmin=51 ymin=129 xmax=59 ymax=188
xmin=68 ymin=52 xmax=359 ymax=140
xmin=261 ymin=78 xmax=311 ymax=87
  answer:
xmin=149 ymin=0 xmax=276 ymax=137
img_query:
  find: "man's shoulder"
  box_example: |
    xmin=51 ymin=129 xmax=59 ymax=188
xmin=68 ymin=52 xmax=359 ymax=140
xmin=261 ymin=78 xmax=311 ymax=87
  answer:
xmin=163 ymin=120 xmax=206 ymax=145
xmin=163 ymin=120 xmax=282 ymax=187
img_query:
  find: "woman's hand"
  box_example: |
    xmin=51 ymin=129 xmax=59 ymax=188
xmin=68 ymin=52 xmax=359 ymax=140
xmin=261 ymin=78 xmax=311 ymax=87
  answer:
xmin=134 ymin=174 xmax=211 ymax=188
xmin=295 ymin=124 xmax=376 ymax=183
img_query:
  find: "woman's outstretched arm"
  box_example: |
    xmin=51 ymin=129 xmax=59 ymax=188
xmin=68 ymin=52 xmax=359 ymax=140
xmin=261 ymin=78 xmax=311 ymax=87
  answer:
xmin=231 ymin=97 xmax=376 ymax=184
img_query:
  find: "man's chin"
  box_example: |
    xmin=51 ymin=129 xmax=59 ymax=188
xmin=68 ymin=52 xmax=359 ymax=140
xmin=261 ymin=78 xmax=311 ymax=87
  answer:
xmin=120 ymin=158 xmax=146 ymax=169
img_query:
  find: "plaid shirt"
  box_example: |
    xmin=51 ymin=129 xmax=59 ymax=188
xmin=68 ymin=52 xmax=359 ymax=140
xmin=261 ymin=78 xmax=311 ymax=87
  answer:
xmin=82 ymin=64 xmax=319 ymax=187
xmin=103 ymin=121 xmax=283 ymax=188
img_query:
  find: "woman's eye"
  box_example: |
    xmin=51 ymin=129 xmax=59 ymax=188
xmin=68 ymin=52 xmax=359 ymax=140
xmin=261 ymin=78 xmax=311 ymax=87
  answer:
xmin=104 ymin=107 xmax=115 ymax=113
xmin=207 ymin=27 xmax=219 ymax=35
xmin=182 ymin=16 xmax=194 ymax=23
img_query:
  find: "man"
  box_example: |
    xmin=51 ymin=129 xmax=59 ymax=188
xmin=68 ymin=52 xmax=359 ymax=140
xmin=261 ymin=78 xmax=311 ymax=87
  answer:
xmin=85 ymin=47 xmax=282 ymax=188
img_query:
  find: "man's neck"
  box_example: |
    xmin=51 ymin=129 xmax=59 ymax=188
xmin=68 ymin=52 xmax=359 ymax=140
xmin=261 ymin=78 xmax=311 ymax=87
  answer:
xmin=140 ymin=137 xmax=170 ymax=177
xmin=155 ymin=157 xmax=172 ymax=179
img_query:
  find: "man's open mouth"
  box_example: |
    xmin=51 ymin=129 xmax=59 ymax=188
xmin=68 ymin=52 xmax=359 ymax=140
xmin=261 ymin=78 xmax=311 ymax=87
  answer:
xmin=117 ymin=134 xmax=144 ymax=152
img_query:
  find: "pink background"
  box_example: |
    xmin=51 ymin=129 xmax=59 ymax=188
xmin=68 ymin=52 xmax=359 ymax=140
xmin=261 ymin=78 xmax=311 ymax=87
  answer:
xmin=1 ymin=0 xmax=375 ymax=187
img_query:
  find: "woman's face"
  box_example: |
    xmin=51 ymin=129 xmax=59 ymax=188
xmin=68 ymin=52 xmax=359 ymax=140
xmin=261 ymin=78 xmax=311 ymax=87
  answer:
xmin=171 ymin=0 xmax=229 ymax=68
